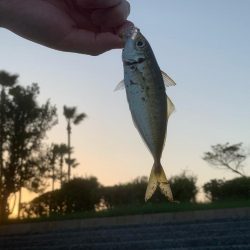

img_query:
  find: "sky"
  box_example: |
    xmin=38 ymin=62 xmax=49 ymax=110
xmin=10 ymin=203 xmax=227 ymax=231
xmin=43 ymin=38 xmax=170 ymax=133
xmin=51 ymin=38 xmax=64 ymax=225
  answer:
xmin=1 ymin=0 xmax=250 ymax=203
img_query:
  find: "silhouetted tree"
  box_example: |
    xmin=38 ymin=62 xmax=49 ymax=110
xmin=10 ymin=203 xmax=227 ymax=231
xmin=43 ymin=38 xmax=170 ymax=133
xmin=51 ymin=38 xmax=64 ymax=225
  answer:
xmin=203 ymin=179 xmax=224 ymax=201
xmin=101 ymin=176 xmax=148 ymax=207
xmin=203 ymin=177 xmax=250 ymax=201
xmin=61 ymin=177 xmax=100 ymax=213
xmin=25 ymin=177 xmax=101 ymax=217
xmin=0 ymin=70 xmax=19 ymax=222
xmin=102 ymin=172 xmax=198 ymax=206
xmin=203 ymin=143 xmax=248 ymax=177
xmin=53 ymin=143 xmax=69 ymax=188
xmin=46 ymin=144 xmax=59 ymax=192
xmin=0 ymin=74 xmax=57 ymax=222
xmin=65 ymin=158 xmax=79 ymax=171
xmin=63 ymin=106 xmax=86 ymax=181
xmin=170 ymin=171 xmax=198 ymax=202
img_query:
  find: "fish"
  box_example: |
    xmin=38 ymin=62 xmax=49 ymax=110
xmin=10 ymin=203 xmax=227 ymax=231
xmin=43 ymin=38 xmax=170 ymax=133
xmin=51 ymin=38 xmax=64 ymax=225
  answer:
xmin=116 ymin=26 xmax=176 ymax=202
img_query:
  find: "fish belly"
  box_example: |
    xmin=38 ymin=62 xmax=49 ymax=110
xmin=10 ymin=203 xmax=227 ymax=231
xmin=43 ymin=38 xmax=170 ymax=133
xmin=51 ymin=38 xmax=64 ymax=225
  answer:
xmin=125 ymin=74 xmax=167 ymax=160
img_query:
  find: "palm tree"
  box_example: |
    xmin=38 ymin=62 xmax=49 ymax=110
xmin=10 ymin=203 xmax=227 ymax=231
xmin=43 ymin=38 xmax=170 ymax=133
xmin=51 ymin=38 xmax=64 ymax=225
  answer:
xmin=49 ymin=144 xmax=58 ymax=192
xmin=63 ymin=106 xmax=86 ymax=181
xmin=65 ymin=158 xmax=79 ymax=171
xmin=54 ymin=143 xmax=69 ymax=188
xmin=47 ymin=145 xmax=57 ymax=216
xmin=0 ymin=71 xmax=18 ymax=222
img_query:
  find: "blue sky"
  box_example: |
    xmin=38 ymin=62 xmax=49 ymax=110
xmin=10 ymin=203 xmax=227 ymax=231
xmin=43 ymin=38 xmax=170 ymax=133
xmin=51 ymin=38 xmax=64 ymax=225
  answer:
xmin=1 ymin=1 xmax=250 ymax=201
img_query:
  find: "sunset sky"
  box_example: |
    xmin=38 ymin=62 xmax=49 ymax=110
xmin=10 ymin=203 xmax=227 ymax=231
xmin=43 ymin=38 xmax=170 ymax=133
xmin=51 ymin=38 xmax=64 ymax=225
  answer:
xmin=1 ymin=0 xmax=250 ymax=203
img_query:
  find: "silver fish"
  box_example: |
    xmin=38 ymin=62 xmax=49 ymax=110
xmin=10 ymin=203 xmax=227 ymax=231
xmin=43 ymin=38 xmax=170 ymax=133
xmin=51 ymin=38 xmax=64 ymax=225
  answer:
xmin=116 ymin=27 xmax=176 ymax=201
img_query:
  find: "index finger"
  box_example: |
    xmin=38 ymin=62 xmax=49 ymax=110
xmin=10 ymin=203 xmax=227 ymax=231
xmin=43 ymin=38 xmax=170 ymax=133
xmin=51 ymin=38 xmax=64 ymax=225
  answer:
xmin=91 ymin=0 xmax=130 ymax=28
xmin=74 ymin=0 xmax=122 ymax=9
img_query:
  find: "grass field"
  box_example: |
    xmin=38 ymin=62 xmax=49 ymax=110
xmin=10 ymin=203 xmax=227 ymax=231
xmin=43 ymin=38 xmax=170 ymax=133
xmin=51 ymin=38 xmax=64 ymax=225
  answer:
xmin=7 ymin=199 xmax=250 ymax=224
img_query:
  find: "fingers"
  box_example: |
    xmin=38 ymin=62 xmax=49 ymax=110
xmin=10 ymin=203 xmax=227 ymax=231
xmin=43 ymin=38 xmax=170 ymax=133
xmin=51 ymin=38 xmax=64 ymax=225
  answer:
xmin=91 ymin=0 xmax=130 ymax=28
xmin=57 ymin=28 xmax=124 ymax=55
xmin=75 ymin=0 xmax=122 ymax=9
xmin=58 ymin=0 xmax=131 ymax=55
xmin=116 ymin=20 xmax=134 ymax=39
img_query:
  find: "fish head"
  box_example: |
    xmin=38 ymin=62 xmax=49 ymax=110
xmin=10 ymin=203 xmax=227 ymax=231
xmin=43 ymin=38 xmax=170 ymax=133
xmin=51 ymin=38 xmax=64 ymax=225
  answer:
xmin=122 ymin=27 xmax=150 ymax=66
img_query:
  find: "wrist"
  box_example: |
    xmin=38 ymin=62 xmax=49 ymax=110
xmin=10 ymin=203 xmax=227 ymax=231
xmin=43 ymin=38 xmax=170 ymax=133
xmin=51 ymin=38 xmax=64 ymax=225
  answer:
xmin=0 ymin=1 xmax=13 ymax=28
xmin=0 ymin=2 xmax=7 ymax=27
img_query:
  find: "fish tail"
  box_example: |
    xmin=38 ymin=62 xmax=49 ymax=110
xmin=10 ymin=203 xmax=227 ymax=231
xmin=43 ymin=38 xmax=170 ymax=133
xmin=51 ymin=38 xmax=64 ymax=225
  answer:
xmin=145 ymin=162 xmax=174 ymax=202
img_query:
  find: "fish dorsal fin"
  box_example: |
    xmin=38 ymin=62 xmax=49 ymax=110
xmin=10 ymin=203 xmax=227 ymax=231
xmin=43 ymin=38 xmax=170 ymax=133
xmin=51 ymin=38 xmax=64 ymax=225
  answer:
xmin=161 ymin=70 xmax=176 ymax=87
xmin=114 ymin=80 xmax=125 ymax=91
xmin=167 ymin=95 xmax=175 ymax=118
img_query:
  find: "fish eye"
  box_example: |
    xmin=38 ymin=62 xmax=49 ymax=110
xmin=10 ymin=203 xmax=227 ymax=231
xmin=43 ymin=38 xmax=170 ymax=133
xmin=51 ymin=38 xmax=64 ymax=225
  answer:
xmin=136 ymin=40 xmax=145 ymax=48
xmin=130 ymin=65 xmax=137 ymax=71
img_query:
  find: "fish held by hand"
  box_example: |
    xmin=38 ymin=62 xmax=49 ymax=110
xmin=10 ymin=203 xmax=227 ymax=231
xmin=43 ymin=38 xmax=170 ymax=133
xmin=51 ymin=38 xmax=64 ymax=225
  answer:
xmin=117 ymin=26 xmax=176 ymax=202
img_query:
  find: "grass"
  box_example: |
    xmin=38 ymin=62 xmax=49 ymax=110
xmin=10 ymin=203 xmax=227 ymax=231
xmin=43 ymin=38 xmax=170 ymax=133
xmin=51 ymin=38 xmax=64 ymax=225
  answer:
xmin=6 ymin=199 xmax=250 ymax=225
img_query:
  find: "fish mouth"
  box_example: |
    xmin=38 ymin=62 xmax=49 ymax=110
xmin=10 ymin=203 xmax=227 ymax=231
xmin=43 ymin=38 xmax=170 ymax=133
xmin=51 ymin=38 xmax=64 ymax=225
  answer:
xmin=118 ymin=25 xmax=139 ymax=42
xmin=124 ymin=57 xmax=146 ymax=66
xmin=131 ymin=27 xmax=140 ymax=40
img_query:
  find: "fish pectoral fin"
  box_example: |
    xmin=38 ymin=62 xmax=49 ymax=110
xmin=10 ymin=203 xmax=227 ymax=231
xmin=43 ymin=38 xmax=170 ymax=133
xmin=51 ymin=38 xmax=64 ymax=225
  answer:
xmin=161 ymin=70 xmax=176 ymax=87
xmin=167 ymin=95 xmax=175 ymax=119
xmin=114 ymin=80 xmax=125 ymax=91
xmin=145 ymin=162 xmax=174 ymax=202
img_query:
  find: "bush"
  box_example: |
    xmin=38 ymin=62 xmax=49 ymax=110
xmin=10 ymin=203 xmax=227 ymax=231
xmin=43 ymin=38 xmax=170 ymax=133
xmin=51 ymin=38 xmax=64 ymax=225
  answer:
xmin=170 ymin=171 xmax=198 ymax=202
xmin=23 ymin=177 xmax=101 ymax=218
xmin=203 ymin=177 xmax=250 ymax=201
xmin=24 ymin=172 xmax=199 ymax=218
xmin=61 ymin=177 xmax=101 ymax=213
xmin=101 ymin=172 xmax=198 ymax=206
xmin=203 ymin=179 xmax=224 ymax=201
xmin=101 ymin=176 xmax=148 ymax=207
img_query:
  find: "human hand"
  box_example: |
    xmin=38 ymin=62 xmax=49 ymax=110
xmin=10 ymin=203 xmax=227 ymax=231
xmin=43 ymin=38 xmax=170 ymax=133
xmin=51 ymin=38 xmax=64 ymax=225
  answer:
xmin=0 ymin=0 xmax=131 ymax=55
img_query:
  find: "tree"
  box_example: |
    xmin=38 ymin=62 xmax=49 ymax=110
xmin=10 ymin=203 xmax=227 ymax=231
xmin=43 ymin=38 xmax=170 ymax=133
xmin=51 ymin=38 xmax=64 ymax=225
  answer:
xmin=47 ymin=144 xmax=59 ymax=192
xmin=0 ymin=74 xmax=57 ymax=222
xmin=203 ymin=177 xmax=250 ymax=201
xmin=0 ymin=71 xmax=19 ymax=222
xmin=53 ymin=143 xmax=69 ymax=188
xmin=24 ymin=177 xmax=101 ymax=217
xmin=61 ymin=177 xmax=100 ymax=213
xmin=170 ymin=171 xmax=198 ymax=202
xmin=63 ymin=106 xmax=86 ymax=181
xmin=101 ymin=176 xmax=148 ymax=208
xmin=101 ymin=173 xmax=198 ymax=207
xmin=203 ymin=143 xmax=248 ymax=177
xmin=203 ymin=179 xmax=224 ymax=201
xmin=65 ymin=158 xmax=79 ymax=170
